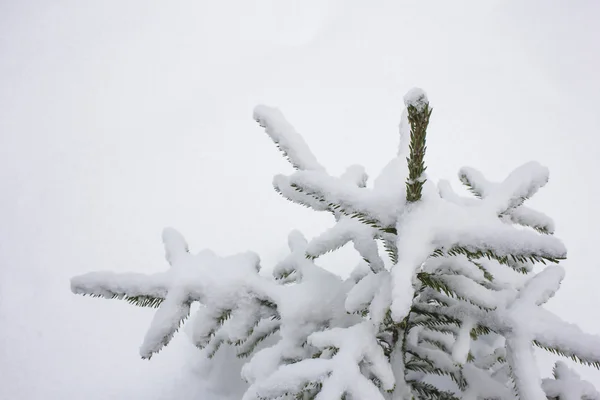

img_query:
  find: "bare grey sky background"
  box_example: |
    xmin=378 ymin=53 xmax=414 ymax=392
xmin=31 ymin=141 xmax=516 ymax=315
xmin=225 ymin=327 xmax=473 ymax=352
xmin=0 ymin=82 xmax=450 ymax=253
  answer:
xmin=1 ymin=1 xmax=599 ymax=398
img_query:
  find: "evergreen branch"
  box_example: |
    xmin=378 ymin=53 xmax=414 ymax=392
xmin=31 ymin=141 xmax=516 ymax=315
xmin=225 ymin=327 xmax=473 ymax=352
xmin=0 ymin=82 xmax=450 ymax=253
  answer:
xmin=287 ymin=182 xmax=396 ymax=235
xmin=458 ymin=172 xmax=484 ymax=199
xmin=273 ymin=179 xmax=331 ymax=212
xmin=71 ymin=272 xmax=169 ymax=307
xmin=470 ymin=325 xmax=492 ymax=339
xmin=206 ymin=337 xmax=225 ymax=359
xmin=471 ymin=261 xmax=494 ymax=282
xmin=383 ymin=238 xmax=399 ymax=264
xmin=409 ymin=381 xmax=461 ymax=400
xmin=533 ymin=340 xmax=600 ymax=370
xmin=142 ymin=299 xmax=192 ymax=360
xmin=81 ymin=292 xmax=165 ymax=308
xmin=236 ymin=322 xmax=281 ymax=358
xmin=405 ymin=345 xmax=466 ymax=389
xmin=420 ymin=338 xmax=452 ymax=354
xmin=216 ymin=308 xmax=233 ymax=325
xmin=409 ymin=306 xmax=461 ymax=329
xmin=431 ymin=246 xmax=564 ymax=266
xmin=405 ymin=97 xmax=432 ymax=203
xmin=253 ymin=105 xmax=325 ymax=172
xmin=417 ymin=272 xmax=495 ymax=311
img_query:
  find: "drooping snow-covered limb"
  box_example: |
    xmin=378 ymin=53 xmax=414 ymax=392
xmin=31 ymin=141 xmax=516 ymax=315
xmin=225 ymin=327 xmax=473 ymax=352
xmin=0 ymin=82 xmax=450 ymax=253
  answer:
xmin=72 ymin=227 xmax=271 ymax=359
xmin=506 ymin=333 xmax=546 ymax=400
xmin=542 ymin=361 xmax=600 ymax=400
xmin=253 ymin=105 xmax=325 ymax=172
xmin=244 ymin=322 xmax=394 ymax=400
xmin=70 ymin=227 xmax=192 ymax=306
xmin=141 ymin=289 xmax=192 ymax=358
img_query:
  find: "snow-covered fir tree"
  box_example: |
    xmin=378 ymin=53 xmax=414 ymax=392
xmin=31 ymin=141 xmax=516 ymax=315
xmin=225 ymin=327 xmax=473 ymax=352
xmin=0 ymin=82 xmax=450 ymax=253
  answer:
xmin=72 ymin=88 xmax=600 ymax=399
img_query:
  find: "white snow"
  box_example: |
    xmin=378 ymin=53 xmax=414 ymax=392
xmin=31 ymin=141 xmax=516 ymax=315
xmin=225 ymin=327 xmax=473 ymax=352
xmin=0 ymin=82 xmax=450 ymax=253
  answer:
xmin=452 ymin=317 xmax=474 ymax=364
xmin=253 ymin=105 xmax=326 ymax=172
xmin=403 ymin=87 xmax=429 ymax=111
xmin=542 ymin=361 xmax=600 ymax=400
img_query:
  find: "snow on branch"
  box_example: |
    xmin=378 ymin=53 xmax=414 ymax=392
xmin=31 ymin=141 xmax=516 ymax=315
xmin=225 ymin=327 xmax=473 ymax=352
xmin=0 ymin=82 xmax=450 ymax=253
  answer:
xmin=390 ymin=181 xmax=566 ymax=322
xmin=340 ymin=164 xmax=368 ymax=189
xmin=275 ymin=164 xmax=388 ymax=273
xmin=306 ymin=217 xmax=385 ymax=272
xmin=273 ymin=174 xmax=331 ymax=212
xmin=71 ymin=271 xmax=168 ymax=307
xmin=282 ymin=170 xmax=402 ymax=229
xmin=515 ymin=265 xmax=564 ymax=306
xmin=403 ymin=88 xmax=429 ymax=112
xmin=72 ymin=227 xmax=269 ymax=359
xmin=459 ymin=162 xmax=554 ymax=233
xmin=240 ymin=231 xmax=362 ymax=392
xmin=542 ymin=361 xmax=600 ymax=400
xmin=254 ymin=105 xmax=325 ymax=172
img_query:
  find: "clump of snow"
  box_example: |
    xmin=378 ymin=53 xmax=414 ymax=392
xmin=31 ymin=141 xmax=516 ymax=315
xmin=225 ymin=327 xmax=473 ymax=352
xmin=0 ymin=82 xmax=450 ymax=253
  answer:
xmin=542 ymin=361 xmax=600 ymax=400
xmin=403 ymin=87 xmax=429 ymax=111
xmin=253 ymin=105 xmax=325 ymax=172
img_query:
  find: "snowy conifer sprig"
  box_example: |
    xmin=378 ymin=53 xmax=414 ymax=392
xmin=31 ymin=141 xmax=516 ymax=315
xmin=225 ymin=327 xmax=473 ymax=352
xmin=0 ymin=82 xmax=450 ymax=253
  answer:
xmin=72 ymin=88 xmax=600 ymax=399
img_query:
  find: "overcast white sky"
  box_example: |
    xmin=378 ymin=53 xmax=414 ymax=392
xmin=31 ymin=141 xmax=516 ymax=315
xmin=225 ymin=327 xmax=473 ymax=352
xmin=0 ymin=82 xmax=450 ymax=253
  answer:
xmin=1 ymin=1 xmax=599 ymax=398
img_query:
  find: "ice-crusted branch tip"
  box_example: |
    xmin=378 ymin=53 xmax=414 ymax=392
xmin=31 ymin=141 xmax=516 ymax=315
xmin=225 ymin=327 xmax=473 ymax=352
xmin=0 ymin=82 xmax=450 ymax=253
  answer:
xmin=404 ymin=88 xmax=431 ymax=203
